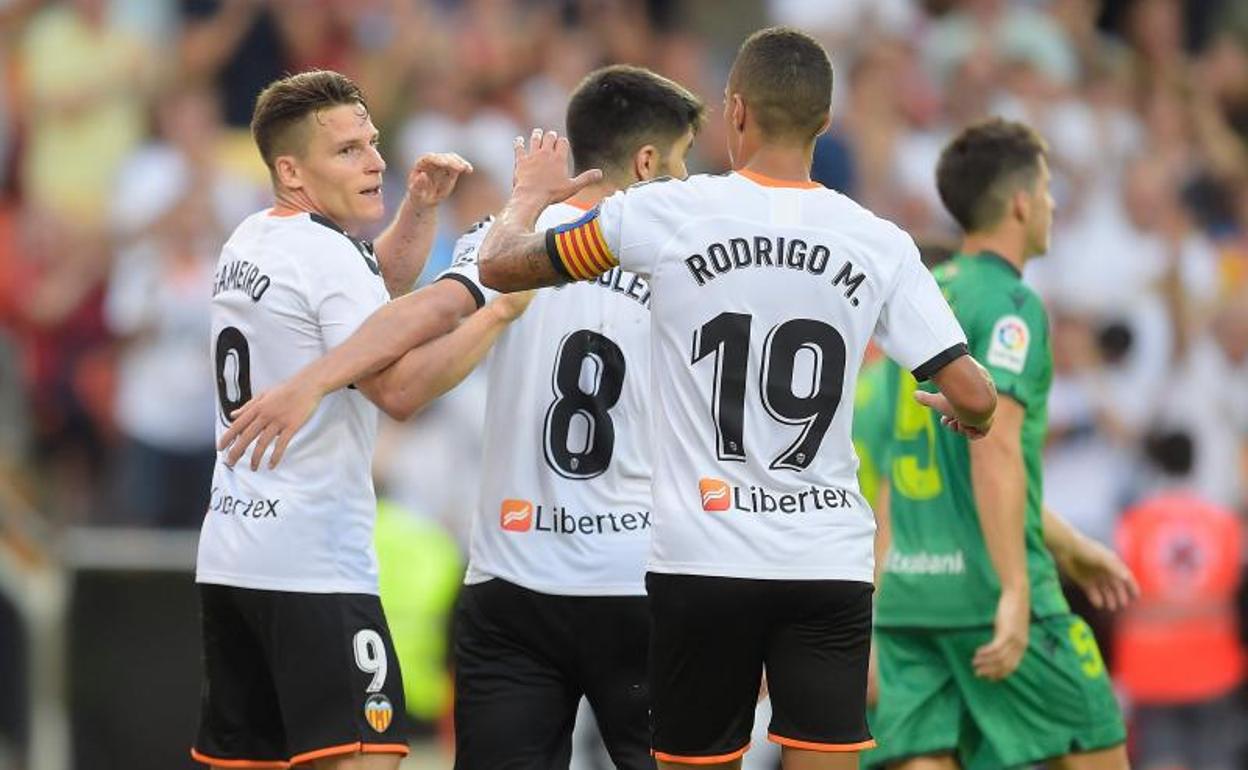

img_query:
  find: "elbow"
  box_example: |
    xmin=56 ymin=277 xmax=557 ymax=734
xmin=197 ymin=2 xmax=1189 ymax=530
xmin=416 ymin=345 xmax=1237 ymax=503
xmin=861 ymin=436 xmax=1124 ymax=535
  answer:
xmin=378 ymin=394 xmax=418 ymax=422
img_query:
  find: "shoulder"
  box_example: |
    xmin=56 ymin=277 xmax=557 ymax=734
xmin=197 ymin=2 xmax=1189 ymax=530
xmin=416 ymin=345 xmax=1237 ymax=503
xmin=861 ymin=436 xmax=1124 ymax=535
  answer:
xmin=275 ymin=213 xmax=381 ymax=279
xmin=450 ymin=215 xmax=496 ymax=267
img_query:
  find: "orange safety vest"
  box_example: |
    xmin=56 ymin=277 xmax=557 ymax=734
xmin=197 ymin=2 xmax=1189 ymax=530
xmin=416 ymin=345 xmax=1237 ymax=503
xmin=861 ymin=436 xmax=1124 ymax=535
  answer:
xmin=1113 ymin=493 xmax=1245 ymax=703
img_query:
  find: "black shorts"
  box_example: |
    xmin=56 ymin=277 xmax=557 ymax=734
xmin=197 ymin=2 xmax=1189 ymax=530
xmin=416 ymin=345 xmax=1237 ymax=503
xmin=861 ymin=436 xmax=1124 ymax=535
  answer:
xmin=646 ymin=573 xmax=874 ymax=764
xmin=193 ymin=585 xmax=411 ymax=768
xmin=453 ymin=578 xmax=652 ymax=770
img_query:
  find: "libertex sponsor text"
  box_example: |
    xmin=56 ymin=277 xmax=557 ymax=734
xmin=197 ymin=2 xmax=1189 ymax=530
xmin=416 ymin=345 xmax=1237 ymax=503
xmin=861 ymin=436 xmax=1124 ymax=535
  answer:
xmin=699 ymin=477 xmax=852 ymax=514
xmin=499 ymin=498 xmax=650 ymax=534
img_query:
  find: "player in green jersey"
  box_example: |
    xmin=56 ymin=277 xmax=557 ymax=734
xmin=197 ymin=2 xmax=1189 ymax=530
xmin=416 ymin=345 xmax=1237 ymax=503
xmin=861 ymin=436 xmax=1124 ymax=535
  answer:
xmin=867 ymin=119 xmax=1137 ymax=770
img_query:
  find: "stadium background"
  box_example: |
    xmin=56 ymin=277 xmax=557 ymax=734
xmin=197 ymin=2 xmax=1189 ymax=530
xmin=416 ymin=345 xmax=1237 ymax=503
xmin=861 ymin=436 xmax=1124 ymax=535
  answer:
xmin=0 ymin=0 xmax=1246 ymax=768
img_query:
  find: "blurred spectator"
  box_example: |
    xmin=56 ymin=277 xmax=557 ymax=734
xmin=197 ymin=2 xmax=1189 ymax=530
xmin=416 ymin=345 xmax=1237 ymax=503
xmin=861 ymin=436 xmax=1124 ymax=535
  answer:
xmin=20 ymin=0 xmax=149 ymax=227
xmin=102 ymin=85 xmax=256 ymax=528
xmin=1153 ymin=293 xmax=1248 ymax=509
xmin=1114 ymin=430 xmax=1245 ymax=770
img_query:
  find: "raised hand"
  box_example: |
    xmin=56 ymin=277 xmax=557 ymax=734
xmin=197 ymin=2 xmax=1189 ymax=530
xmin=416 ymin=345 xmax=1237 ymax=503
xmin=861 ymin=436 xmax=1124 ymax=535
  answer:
xmin=511 ymin=129 xmax=602 ymax=207
xmin=407 ymin=152 xmax=473 ymax=208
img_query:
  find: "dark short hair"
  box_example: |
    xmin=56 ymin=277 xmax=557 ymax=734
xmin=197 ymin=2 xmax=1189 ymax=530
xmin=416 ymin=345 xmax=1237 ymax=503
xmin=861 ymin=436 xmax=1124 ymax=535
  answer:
xmin=728 ymin=27 xmax=833 ymax=142
xmin=566 ymin=65 xmax=705 ymax=175
xmin=1144 ymin=429 xmax=1195 ymax=478
xmin=251 ymin=70 xmax=367 ymax=171
xmin=936 ymin=118 xmax=1048 ymax=233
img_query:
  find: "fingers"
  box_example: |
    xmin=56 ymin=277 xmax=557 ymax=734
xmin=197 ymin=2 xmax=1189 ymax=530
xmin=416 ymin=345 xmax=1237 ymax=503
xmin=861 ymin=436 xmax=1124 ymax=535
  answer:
xmin=913 ymin=390 xmax=948 ymax=415
xmin=531 ymin=127 xmax=544 ymax=150
xmin=415 ymin=152 xmax=474 ymax=176
xmin=972 ymin=639 xmax=1022 ymax=680
xmin=269 ymin=429 xmax=294 ymax=470
xmin=225 ymin=416 xmax=267 ymax=467
xmin=567 ymin=168 xmax=603 ymax=196
xmin=218 ymin=401 xmax=258 ymax=451
xmin=513 ymin=135 xmax=525 ymax=163
xmin=248 ymin=423 xmax=281 ymax=472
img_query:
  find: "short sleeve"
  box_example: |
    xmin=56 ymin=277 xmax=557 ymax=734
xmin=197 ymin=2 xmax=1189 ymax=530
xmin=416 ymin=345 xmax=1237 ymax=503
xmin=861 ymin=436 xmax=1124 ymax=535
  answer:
xmin=302 ymin=233 xmax=389 ymax=350
xmin=968 ymin=291 xmax=1048 ymax=408
xmin=874 ymin=240 xmax=968 ymax=380
xmin=436 ymin=217 xmax=496 ymax=309
xmin=543 ymin=180 xmax=674 ymax=280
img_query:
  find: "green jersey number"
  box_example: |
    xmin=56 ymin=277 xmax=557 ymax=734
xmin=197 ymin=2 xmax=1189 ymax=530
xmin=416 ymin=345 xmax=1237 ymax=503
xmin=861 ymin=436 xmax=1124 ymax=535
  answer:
xmin=890 ymin=368 xmax=943 ymax=500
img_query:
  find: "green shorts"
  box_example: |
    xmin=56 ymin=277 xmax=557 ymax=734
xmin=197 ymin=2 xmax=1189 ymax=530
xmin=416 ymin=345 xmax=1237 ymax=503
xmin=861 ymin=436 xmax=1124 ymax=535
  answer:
xmin=864 ymin=615 xmax=1125 ymax=769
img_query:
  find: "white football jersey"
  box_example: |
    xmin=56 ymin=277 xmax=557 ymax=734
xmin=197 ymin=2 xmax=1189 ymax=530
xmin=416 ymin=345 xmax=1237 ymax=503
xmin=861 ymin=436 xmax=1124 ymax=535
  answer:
xmin=546 ymin=170 xmax=968 ymax=581
xmin=443 ymin=202 xmax=653 ymax=595
xmin=196 ymin=210 xmax=390 ymax=594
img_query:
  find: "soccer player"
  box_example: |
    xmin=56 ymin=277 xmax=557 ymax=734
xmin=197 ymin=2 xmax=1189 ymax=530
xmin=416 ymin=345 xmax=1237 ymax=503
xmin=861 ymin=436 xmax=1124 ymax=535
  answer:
xmin=866 ymin=119 xmax=1132 ymax=770
xmin=477 ymin=27 xmax=997 ymax=770
xmin=215 ymin=65 xmax=704 ymax=769
xmin=193 ymin=70 xmax=520 ymax=770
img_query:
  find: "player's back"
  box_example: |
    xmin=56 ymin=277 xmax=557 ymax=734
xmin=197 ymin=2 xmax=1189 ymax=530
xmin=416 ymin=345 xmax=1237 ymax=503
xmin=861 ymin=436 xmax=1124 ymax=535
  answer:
xmin=579 ymin=170 xmax=966 ymax=581
xmin=448 ymin=202 xmax=654 ymax=595
xmin=198 ymin=210 xmax=390 ymax=594
xmin=876 ymin=252 xmax=1067 ymax=627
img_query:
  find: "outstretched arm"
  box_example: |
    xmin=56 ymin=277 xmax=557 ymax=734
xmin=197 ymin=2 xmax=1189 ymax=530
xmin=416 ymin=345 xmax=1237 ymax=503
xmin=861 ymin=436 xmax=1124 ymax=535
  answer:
xmin=218 ymin=279 xmax=479 ymax=469
xmin=356 ymin=291 xmax=533 ymax=420
xmin=1044 ymin=507 xmax=1138 ymax=611
xmin=477 ymin=129 xmax=602 ymax=292
xmin=374 ymin=153 xmax=473 ymax=297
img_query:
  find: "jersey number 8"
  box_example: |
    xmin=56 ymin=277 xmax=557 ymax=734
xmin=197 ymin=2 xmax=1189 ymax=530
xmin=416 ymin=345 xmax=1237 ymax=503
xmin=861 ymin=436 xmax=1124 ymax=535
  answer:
xmin=543 ymin=330 xmax=627 ymax=479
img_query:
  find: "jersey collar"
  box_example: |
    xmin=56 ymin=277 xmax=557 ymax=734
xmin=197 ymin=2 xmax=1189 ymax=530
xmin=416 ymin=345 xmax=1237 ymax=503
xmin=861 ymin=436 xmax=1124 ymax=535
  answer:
xmin=967 ymin=250 xmax=1022 ymax=278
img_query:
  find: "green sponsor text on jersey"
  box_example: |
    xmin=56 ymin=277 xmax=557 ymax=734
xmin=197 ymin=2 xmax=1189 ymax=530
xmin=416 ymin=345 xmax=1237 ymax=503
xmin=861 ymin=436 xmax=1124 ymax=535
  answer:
xmin=874 ymin=251 xmax=1067 ymax=627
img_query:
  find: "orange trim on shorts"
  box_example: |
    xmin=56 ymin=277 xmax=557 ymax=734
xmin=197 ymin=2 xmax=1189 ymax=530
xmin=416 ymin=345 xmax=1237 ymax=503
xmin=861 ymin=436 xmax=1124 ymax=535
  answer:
xmin=735 ymin=168 xmax=822 ymax=189
xmin=767 ymin=734 xmax=876 ymax=752
xmin=190 ymin=748 xmax=290 ymax=768
xmin=288 ymin=741 xmax=410 ymax=765
xmin=653 ymin=742 xmax=750 ymax=764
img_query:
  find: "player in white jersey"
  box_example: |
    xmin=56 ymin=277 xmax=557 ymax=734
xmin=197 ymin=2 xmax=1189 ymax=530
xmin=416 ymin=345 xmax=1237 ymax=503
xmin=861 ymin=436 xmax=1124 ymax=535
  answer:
xmin=216 ymin=65 xmax=704 ymax=770
xmin=477 ymin=28 xmax=998 ymax=770
xmin=193 ymin=70 xmax=528 ymax=770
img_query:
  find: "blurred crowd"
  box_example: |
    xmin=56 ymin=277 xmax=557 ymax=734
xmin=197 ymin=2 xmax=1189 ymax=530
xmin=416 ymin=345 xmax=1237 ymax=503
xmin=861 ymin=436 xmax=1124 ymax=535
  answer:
xmin=0 ymin=0 xmax=1247 ymax=765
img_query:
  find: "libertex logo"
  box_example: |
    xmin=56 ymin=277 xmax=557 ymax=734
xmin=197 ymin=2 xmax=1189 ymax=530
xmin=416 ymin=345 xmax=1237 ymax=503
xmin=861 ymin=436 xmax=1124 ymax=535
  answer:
xmin=498 ymin=498 xmax=651 ymax=534
xmin=699 ymin=476 xmax=853 ymax=515
xmin=500 ymin=499 xmax=534 ymax=532
xmin=699 ymin=478 xmax=732 ymax=511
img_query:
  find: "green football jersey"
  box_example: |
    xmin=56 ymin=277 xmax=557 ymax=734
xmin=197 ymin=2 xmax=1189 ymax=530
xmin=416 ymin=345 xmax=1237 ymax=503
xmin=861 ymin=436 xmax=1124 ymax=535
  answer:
xmin=853 ymin=357 xmax=892 ymax=510
xmin=874 ymin=251 xmax=1068 ymax=628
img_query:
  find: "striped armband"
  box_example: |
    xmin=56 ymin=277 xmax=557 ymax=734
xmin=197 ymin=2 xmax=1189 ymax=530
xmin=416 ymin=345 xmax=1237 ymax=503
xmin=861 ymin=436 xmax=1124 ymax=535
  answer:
xmin=544 ymin=208 xmax=618 ymax=280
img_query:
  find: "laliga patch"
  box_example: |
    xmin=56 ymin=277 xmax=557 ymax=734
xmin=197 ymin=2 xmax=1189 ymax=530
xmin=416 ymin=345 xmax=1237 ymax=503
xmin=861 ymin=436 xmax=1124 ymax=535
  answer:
xmin=363 ymin=693 xmax=394 ymax=733
xmin=986 ymin=315 xmax=1029 ymax=374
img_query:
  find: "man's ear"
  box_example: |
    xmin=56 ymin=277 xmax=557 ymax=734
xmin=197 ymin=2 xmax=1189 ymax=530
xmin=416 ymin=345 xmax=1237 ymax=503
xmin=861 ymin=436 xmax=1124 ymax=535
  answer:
xmin=633 ymin=145 xmax=660 ymax=182
xmin=274 ymin=155 xmax=302 ymax=191
xmin=815 ymin=110 xmax=832 ymax=138
xmin=1012 ymin=188 xmax=1033 ymax=224
xmin=730 ymin=93 xmax=747 ymax=133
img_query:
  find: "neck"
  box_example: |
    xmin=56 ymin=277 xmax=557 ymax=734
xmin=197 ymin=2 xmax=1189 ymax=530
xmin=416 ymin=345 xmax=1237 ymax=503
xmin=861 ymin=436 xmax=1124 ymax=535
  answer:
xmin=960 ymin=231 xmax=1027 ymax=272
xmin=737 ymin=142 xmax=816 ymax=184
xmin=272 ymin=188 xmax=352 ymax=233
